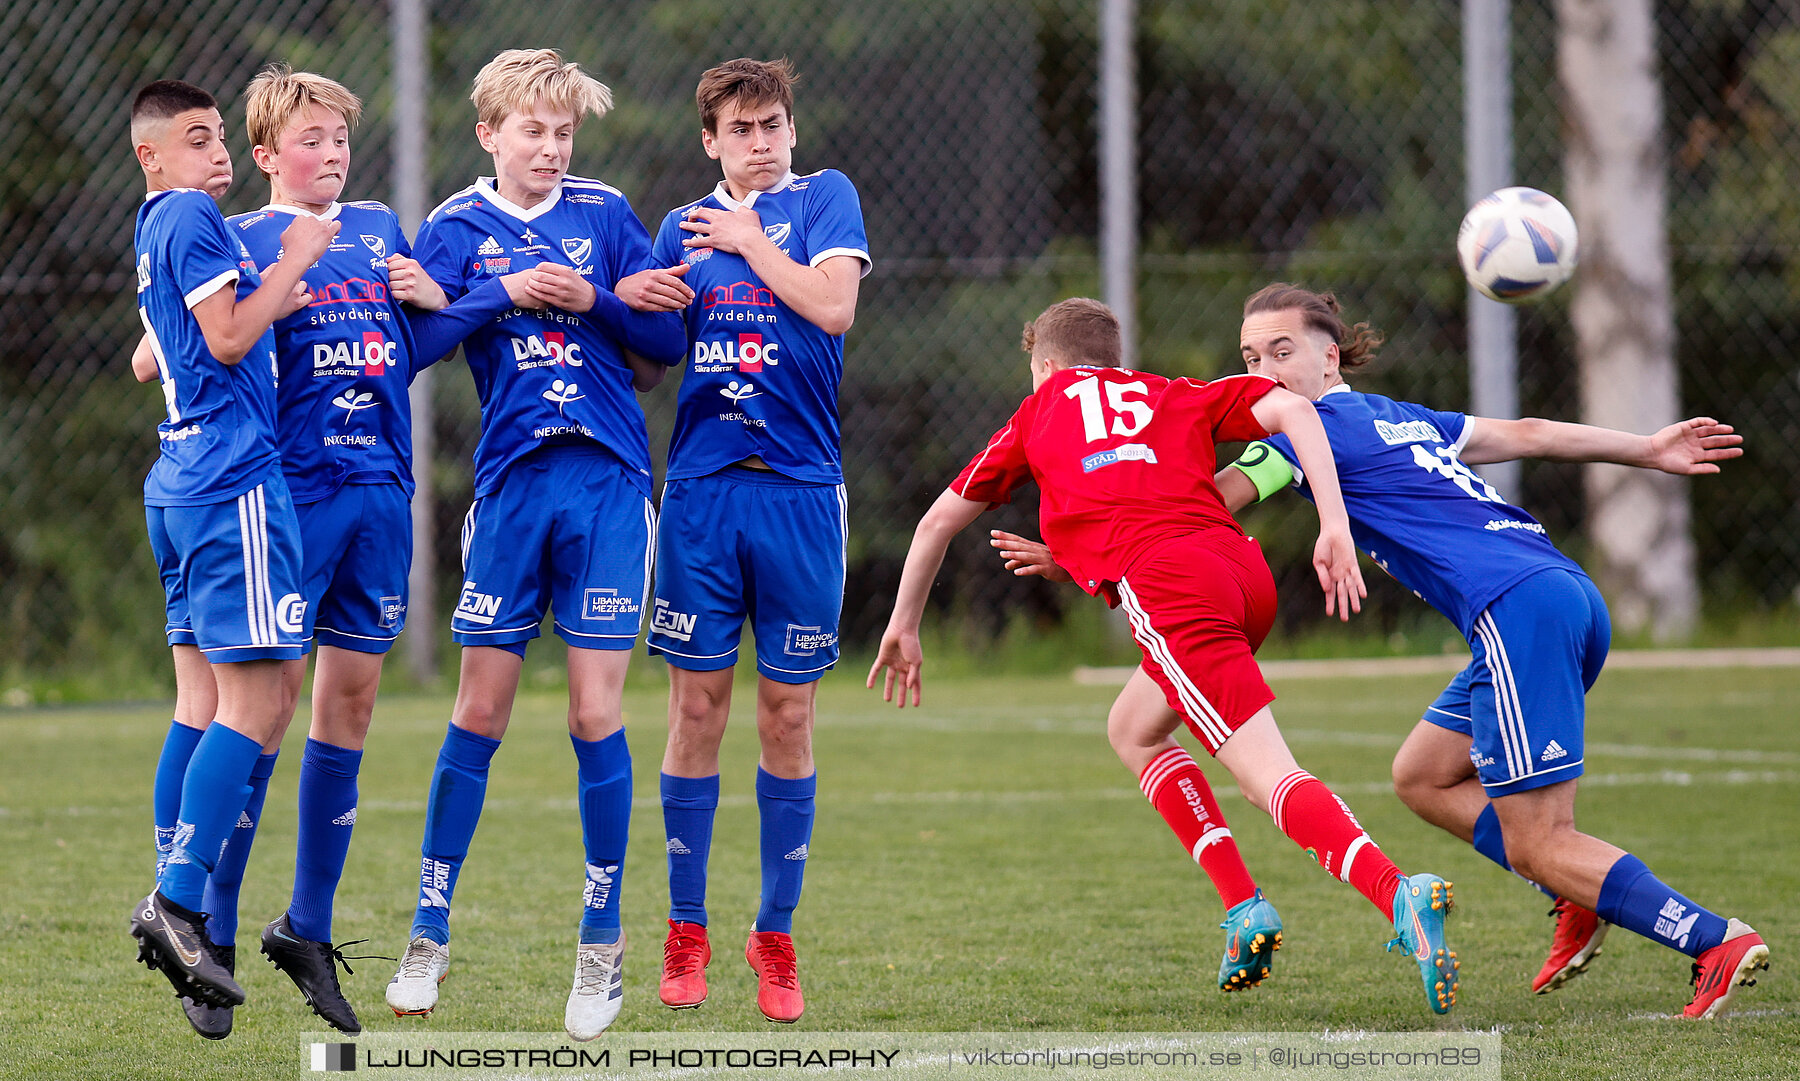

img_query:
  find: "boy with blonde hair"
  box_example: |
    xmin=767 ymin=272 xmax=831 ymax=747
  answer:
xmin=191 ymin=64 xmax=525 ymax=1036
xmin=382 ymin=49 xmax=686 ymax=1041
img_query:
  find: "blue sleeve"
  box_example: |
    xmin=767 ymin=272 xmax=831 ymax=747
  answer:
xmin=585 ymin=198 xmax=686 ymax=364
xmin=403 ymin=277 xmax=513 ymax=378
xmin=650 ymin=209 xmax=682 ymax=270
xmin=168 ymin=194 xmax=244 ymax=307
xmin=412 ymin=215 xmax=468 ymax=303
xmin=1428 ymin=407 xmax=1472 ymax=450
xmin=803 ymin=170 xmax=870 ymax=274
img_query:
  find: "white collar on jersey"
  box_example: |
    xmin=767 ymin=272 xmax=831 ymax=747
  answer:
xmin=262 ymin=201 xmax=343 ymax=221
xmin=711 ymin=170 xmax=799 ymax=211
xmin=474 ymin=176 xmax=564 ymax=222
xmin=1321 ymin=382 xmax=1354 ymax=396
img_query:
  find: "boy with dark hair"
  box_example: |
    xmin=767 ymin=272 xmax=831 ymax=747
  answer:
xmin=127 ymin=77 xmax=337 ymax=1015
xmin=624 ymin=56 xmax=870 ymax=1024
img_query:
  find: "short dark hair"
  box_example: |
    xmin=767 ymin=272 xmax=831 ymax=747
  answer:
xmin=1022 ymin=298 xmax=1123 ymax=368
xmin=132 ymin=80 xmax=218 ymax=130
xmin=1243 ymin=282 xmax=1384 ymax=371
xmin=696 ymin=58 xmax=797 ymax=132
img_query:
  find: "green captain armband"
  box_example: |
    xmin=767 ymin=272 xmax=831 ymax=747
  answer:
xmin=1232 ymin=441 xmax=1298 ymax=502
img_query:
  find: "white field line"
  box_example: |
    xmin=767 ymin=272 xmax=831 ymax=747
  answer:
xmin=1074 ymin=647 xmax=1800 ymax=685
xmin=9 ymin=767 xmax=1799 ymax=819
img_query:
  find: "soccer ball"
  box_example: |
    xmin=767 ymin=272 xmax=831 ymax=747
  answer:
xmin=1456 ymin=187 xmax=1579 ymax=303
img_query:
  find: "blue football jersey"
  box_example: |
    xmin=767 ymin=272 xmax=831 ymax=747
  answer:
xmin=651 ymin=169 xmax=871 ymax=484
xmin=1261 ymin=385 xmax=1581 ymax=635
xmin=136 ymin=189 xmax=281 ymax=507
xmin=230 ymin=199 xmax=513 ymax=502
xmin=414 ymin=176 xmax=684 ymax=499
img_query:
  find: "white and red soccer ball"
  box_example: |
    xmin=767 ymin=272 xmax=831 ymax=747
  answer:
xmin=1457 ymin=187 xmax=1579 ymax=304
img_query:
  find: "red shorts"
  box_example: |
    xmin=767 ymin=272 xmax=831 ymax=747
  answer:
xmin=1112 ymin=532 xmax=1276 ymax=754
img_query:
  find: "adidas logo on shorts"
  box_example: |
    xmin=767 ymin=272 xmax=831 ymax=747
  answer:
xmin=1540 ymin=740 xmax=1569 ymax=762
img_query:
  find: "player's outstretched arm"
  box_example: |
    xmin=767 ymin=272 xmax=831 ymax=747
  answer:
xmin=988 ymin=529 xmax=1074 ymax=583
xmin=868 ymin=489 xmax=990 ymax=708
xmin=679 ymin=206 xmax=860 ymax=334
xmin=1249 ymin=388 xmax=1366 ymax=620
xmin=193 ymin=213 xmax=339 ymax=364
xmin=1461 ymin=415 xmax=1744 ymax=475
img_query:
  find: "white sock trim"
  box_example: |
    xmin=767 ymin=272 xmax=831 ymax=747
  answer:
xmin=1192 ymin=826 xmax=1234 ymax=861
xmin=1339 ymin=834 xmax=1371 ymax=884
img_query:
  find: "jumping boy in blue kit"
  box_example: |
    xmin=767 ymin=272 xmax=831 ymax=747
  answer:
xmin=381 ymin=48 xmax=686 ymax=1042
xmin=126 ymin=78 xmax=338 ymax=1015
xmin=132 ymin=67 xmax=533 ymax=1039
xmin=623 ymin=57 xmax=871 ymax=1025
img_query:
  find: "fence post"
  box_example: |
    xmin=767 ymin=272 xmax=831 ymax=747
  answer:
xmin=394 ymin=0 xmax=437 ymax=683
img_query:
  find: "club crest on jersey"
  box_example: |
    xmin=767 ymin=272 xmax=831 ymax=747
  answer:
xmin=361 ymin=234 xmax=387 ymax=258
xmin=561 ymin=236 xmax=593 ymax=265
xmin=763 ymin=221 xmax=792 ymax=251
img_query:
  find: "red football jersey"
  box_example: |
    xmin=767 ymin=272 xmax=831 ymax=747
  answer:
xmin=952 ymin=366 xmax=1279 ymax=597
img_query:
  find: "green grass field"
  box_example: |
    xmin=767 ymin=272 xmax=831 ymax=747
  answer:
xmin=3 ymin=663 xmax=1795 ymax=1079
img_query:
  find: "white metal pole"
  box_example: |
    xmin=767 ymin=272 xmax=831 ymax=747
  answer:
xmin=1464 ymin=0 xmax=1521 ymax=498
xmin=395 ymin=0 xmax=436 ymax=683
xmin=1099 ymin=0 xmax=1137 ymax=369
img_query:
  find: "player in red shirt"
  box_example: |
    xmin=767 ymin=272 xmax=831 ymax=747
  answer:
xmin=868 ymin=298 xmax=1461 ymax=1014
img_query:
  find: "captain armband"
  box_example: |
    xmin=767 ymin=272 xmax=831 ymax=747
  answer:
xmin=1232 ymin=441 xmax=1298 ymax=503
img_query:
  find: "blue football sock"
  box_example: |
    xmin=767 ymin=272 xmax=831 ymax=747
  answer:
xmin=160 ymin=724 xmax=263 ymax=912
xmin=754 ymin=768 xmax=815 ymax=935
xmin=153 ymin=721 xmax=204 ymax=879
xmin=411 ymin=723 xmax=501 ymax=945
xmin=1471 ymin=803 xmax=1554 ymax=898
xmin=662 ymin=772 xmax=719 ymax=926
xmin=1597 ymin=853 xmax=1729 ymax=958
xmin=288 ymin=738 xmax=363 ymax=943
xmin=201 ymin=751 xmax=277 ymax=946
xmin=573 ymin=729 xmax=631 ymax=944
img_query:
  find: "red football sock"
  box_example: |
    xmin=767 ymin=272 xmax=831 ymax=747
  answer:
xmin=1269 ymin=770 xmax=1403 ymax=914
xmin=1139 ymin=747 xmax=1257 ymax=910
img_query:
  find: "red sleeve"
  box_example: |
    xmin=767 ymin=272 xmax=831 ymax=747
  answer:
xmin=1175 ymin=374 xmax=1279 ymax=445
xmin=950 ymin=399 xmax=1034 ymax=505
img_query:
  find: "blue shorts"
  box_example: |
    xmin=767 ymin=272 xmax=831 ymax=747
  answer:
xmin=146 ymin=471 xmax=308 ymax=662
xmin=648 ymin=466 xmax=847 ymax=683
xmin=452 ymin=446 xmax=653 ymax=653
xmin=1424 ymin=568 xmax=1610 ymax=797
xmin=296 ymin=481 xmax=412 ymax=654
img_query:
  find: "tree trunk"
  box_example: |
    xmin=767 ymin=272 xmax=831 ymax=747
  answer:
xmin=1556 ymin=0 xmax=1697 ymax=640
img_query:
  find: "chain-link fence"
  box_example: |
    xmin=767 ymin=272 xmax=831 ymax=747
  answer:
xmin=4 ymin=0 xmax=1798 ymax=696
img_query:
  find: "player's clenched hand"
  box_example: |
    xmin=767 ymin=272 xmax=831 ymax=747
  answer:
xmin=279 ymin=279 xmax=313 ymax=318
xmin=866 ymin=628 xmax=925 ymax=709
xmin=525 ymin=261 xmax=598 ymax=312
xmin=496 ymin=270 xmax=546 ymax=309
xmin=615 ymin=264 xmax=694 ymax=312
xmin=386 ymin=255 xmax=448 ymax=311
xmin=989 ymin=529 xmax=1075 ymax=583
xmin=1313 ymin=527 xmax=1365 ymax=621
xmin=1648 ymin=417 xmax=1743 ymax=475
xmin=279 ymin=213 xmax=339 ymax=266
xmin=679 ymin=205 xmax=765 ymax=256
